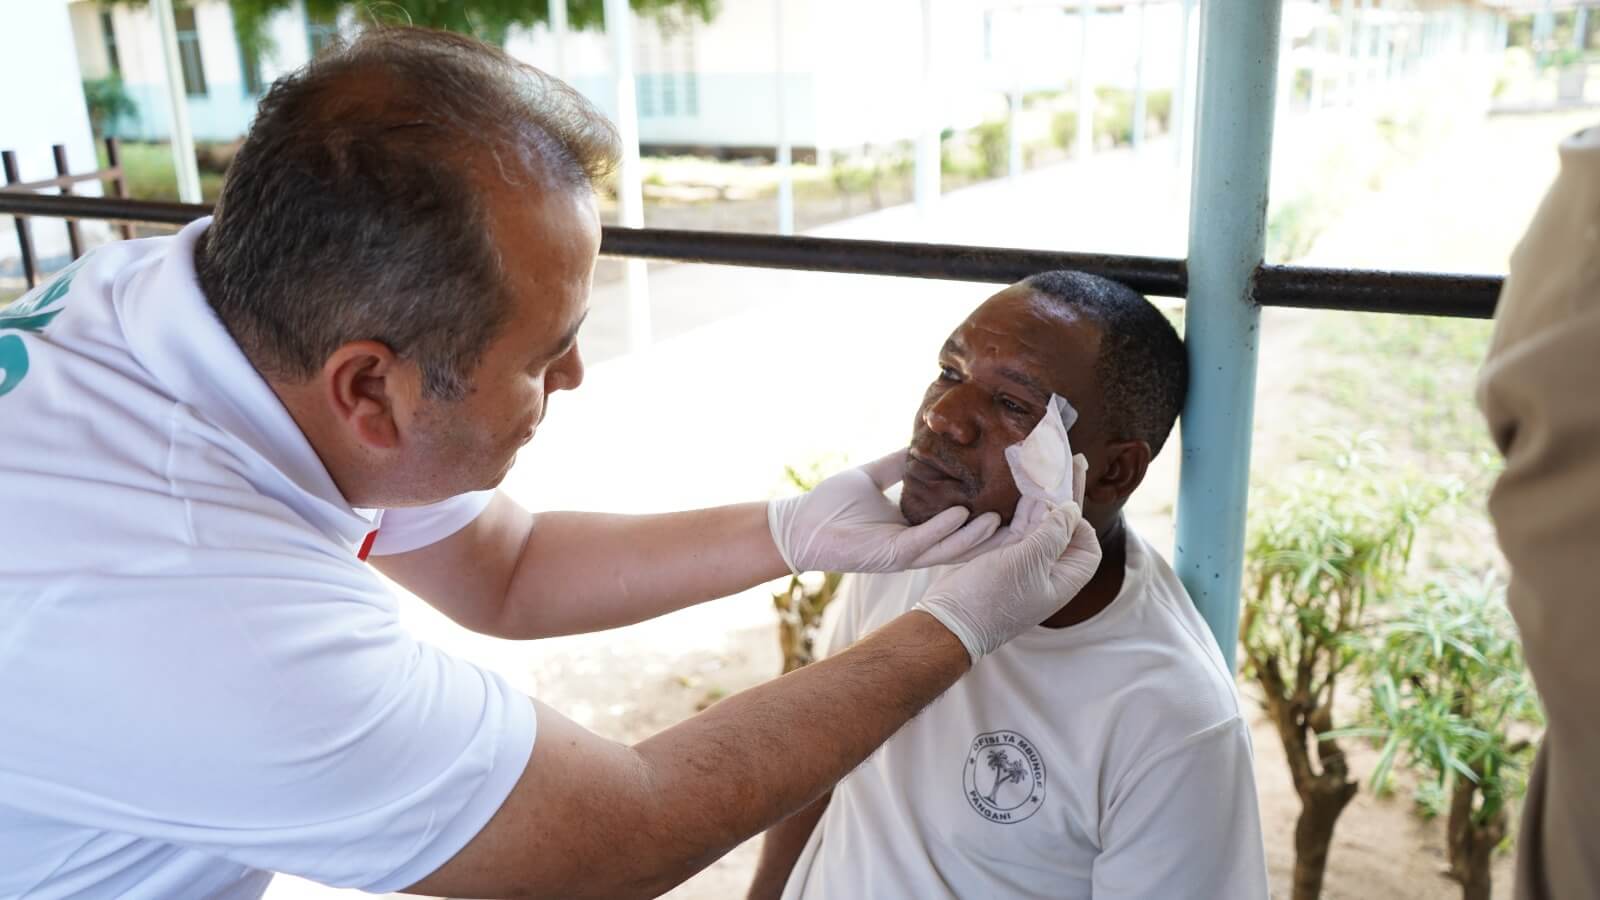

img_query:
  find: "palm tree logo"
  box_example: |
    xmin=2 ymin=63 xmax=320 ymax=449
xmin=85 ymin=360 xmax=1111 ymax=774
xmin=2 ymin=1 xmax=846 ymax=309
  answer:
xmin=984 ymin=748 xmax=1028 ymax=805
xmin=0 ymin=258 xmax=84 ymax=398
xmin=963 ymin=730 xmax=1046 ymax=824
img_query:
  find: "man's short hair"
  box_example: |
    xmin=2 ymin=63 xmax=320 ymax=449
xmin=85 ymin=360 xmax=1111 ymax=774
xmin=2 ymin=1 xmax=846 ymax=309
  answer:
xmin=196 ymin=26 xmax=619 ymax=400
xmin=1024 ymin=270 xmax=1188 ymax=457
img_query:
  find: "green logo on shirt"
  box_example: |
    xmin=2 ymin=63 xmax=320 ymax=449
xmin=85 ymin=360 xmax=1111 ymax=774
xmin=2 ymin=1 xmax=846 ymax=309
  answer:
xmin=0 ymin=258 xmax=85 ymax=398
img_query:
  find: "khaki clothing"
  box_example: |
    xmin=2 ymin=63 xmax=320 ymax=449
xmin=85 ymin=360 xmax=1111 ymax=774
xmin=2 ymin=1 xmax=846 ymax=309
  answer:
xmin=1479 ymin=126 xmax=1600 ymax=900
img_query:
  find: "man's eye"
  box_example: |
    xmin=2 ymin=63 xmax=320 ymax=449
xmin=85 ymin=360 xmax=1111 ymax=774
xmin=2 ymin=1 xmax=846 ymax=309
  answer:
xmin=938 ymin=366 xmax=960 ymax=382
xmin=999 ymin=397 xmax=1029 ymax=415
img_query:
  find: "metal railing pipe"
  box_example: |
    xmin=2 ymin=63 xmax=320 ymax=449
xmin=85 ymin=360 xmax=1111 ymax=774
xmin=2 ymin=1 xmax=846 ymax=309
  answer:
xmin=1173 ymin=0 xmax=1285 ymax=671
xmin=0 ymin=193 xmax=1502 ymax=320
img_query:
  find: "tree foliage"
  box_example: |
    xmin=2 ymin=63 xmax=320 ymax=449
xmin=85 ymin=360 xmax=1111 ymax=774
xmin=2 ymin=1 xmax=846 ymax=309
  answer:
xmin=82 ymin=77 xmax=138 ymax=136
xmin=114 ymin=1 xmax=718 ymax=62
xmin=1241 ymin=433 xmax=1450 ymax=900
xmin=1338 ymin=575 xmax=1541 ymax=900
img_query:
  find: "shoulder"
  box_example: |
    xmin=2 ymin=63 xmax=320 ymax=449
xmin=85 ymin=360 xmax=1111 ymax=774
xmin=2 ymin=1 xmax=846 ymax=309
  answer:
xmin=1065 ymin=534 xmax=1246 ymax=769
xmin=1113 ymin=532 xmax=1238 ymax=706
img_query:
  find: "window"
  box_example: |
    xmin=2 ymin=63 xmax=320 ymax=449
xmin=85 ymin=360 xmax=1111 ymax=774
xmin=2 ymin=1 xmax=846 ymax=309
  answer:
xmin=101 ymin=10 xmax=121 ymax=76
xmin=638 ymin=74 xmax=657 ymax=117
xmin=174 ymin=8 xmax=207 ymax=96
xmin=637 ymin=20 xmax=699 ymax=119
xmin=681 ymin=25 xmax=698 ymax=116
xmin=661 ymin=68 xmax=678 ymax=116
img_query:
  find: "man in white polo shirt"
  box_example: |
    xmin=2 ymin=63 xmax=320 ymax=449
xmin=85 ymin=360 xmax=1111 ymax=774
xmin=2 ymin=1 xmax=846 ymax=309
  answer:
xmin=749 ymin=273 xmax=1269 ymax=899
xmin=0 ymin=28 xmax=1104 ymax=899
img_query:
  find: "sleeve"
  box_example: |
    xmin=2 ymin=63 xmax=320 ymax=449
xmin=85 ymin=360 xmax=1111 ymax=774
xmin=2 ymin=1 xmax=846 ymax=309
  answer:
xmin=1090 ymin=717 xmax=1269 ymax=900
xmin=368 ymin=489 xmax=496 ymax=556
xmin=1477 ymin=133 xmax=1600 ymax=895
xmin=2 ymin=527 xmax=536 ymax=892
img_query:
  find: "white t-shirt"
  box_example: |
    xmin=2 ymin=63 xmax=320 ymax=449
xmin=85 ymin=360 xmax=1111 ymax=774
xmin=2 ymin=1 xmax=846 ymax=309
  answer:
xmin=783 ymin=529 xmax=1269 ymax=900
xmin=0 ymin=220 xmax=533 ymax=898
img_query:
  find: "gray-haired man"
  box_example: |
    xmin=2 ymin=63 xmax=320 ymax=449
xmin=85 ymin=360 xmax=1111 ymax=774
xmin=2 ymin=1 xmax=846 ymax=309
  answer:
xmin=0 ymin=26 xmax=1101 ymax=899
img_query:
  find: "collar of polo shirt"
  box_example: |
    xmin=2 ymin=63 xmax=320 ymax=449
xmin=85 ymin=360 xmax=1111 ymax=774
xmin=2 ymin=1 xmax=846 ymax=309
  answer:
xmin=117 ymin=217 xmax=380 ymax=551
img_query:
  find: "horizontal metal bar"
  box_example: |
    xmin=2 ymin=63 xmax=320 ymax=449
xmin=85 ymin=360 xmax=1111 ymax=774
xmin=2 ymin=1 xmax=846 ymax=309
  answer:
xmin=0 ymin=169 xmax=123 ymax=193
xmin=0 ymin=193 xmax=1504 ymax=318
xmin=0 ymin=192 xmax=207 ymax=226
xmin=1254 ymin=264 xmax=1500 ymax=318
xmin=601 ymin=226 xmax=1190 ymax=298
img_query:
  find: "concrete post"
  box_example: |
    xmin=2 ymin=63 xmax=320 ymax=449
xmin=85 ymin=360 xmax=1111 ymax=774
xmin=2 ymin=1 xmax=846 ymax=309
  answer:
xmin=1133 ymin=0 xmax=1148 ymax=151
xmin=604 ymin=0 xmax=651 ymax=351
xmin=550 ymin=0 xmax=569 ymax=78
xmin=150 ymin=0 xmax=201 ymax=204
xmin=774 ymin=0 xmax=794 ymax=235
xmin=1077 ymin=0 xmax=1094 ymax=161
xmin=1173 ymin=0 xmax=1195 ymax=168
xmin=915 ymin=0 xmax=941 ymax=214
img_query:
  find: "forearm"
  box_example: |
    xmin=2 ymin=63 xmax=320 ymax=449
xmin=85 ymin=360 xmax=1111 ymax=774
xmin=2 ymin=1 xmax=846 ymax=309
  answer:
xmin=748 ymin=791 xmax=832 ymax=900
xmin=623 ymin=611 xmax=967 ymax=895
xmin=502 ymin=503 xmax=788 ymax=638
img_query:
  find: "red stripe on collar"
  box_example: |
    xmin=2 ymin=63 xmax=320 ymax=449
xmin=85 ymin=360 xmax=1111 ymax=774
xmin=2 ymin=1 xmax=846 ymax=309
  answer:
xmin=357 ymin=529 xmax=378 ymax=561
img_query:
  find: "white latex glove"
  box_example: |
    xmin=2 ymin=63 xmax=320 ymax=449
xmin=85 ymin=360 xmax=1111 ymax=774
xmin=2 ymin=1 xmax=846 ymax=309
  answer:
xmin=914 ymin=501 xmax=1102 ymax=664
xmin=768 ymin=449 xmax=1004 ymax=575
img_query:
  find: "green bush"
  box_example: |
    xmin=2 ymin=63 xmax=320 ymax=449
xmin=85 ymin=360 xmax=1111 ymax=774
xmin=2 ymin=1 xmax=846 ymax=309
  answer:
xmin=82 ymin=77 xmax=137 ymax=137
xmin=972 ymin=120 xmax=1010 ymax=178
xmin=1339 ymin=576 xmax=1541 ymax=900
xmin=1145 ymin=89 xmax=1173 ymax=129
xmin=1051 ymin=109 xmax=1078 ymax=150
xmin=1092 ymin=88 xmax=1172 ymax=145
xmin=1096 ymin=88 xmax=1135 ymax=145
xmin=1242 ymin=435 xmax=1447 ymax=900
xmin=1051 ymin=89 xmax=1173 ymax=150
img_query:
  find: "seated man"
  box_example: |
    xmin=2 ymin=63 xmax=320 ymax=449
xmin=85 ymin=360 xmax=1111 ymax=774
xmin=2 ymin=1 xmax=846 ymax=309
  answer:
xmin=749 ymin=271 xmax=1269 ymax=899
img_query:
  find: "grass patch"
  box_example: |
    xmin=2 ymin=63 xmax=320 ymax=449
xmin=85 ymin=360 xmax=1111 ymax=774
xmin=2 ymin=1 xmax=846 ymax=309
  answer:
xmin=1289 ymin=311 xmax=1499 ymax=571
xmin=96 ymin=141 xmax=225 ymax=203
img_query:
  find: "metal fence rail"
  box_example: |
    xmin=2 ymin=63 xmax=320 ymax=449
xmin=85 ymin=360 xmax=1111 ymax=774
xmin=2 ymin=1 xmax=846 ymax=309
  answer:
xmin=0 ymin=193 xmax=1503 ymax=319
xmin=1 ymin=139 xmax=135 ymax=289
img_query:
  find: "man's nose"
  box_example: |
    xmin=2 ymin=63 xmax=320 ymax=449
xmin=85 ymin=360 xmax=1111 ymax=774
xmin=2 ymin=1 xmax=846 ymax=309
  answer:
xmin=550 ymin=342 xmax=585 ymax=393
xmin=924 ymin=388 xmax=979 ymax=446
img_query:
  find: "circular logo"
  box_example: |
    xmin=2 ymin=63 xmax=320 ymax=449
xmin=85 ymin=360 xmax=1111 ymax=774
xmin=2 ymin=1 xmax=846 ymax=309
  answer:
xmin=962 ymin=730 xmax=1046 ymax=824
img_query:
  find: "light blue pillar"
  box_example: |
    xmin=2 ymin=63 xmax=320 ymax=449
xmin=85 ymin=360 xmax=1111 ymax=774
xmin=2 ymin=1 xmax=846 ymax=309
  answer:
xmin=1174 ymin=0 xmax=1283 ymax=672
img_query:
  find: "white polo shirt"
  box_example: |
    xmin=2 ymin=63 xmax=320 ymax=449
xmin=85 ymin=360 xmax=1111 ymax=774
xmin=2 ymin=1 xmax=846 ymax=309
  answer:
xmin=0 ymin=220 xmax=534 ymax=898
xmin=783 ymin=529 xmax=1269 ymax=900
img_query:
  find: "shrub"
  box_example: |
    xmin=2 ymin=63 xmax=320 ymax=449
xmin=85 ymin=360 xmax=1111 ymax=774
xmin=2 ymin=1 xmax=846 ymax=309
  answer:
xmin=1341 ymin=576 xmax=1541 ymax=900
xmin=1242 ymin=435 xmax=1446 ymax=900
xmin=82 ymin=77 xmax=137 ymax=137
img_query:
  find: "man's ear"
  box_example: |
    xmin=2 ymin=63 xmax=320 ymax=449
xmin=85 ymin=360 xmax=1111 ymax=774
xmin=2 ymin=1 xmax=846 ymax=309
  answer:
xmin=320 ymin=340 xmax=409 ymax=451
xmin=1085 ymin=440 xmax=1153 ymax=506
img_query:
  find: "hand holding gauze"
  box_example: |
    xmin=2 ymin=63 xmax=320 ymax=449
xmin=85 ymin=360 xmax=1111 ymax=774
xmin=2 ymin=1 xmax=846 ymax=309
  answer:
xmin=913 ymin=499 xmax=1101 ymax=664
xmin=1004 ymin=394 xmax=1088 ymax=536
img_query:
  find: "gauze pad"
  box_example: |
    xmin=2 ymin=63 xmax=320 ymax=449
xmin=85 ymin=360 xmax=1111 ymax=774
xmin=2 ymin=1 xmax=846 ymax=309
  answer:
xmin=1003 ymin=394 xmax=1080 ymax=532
